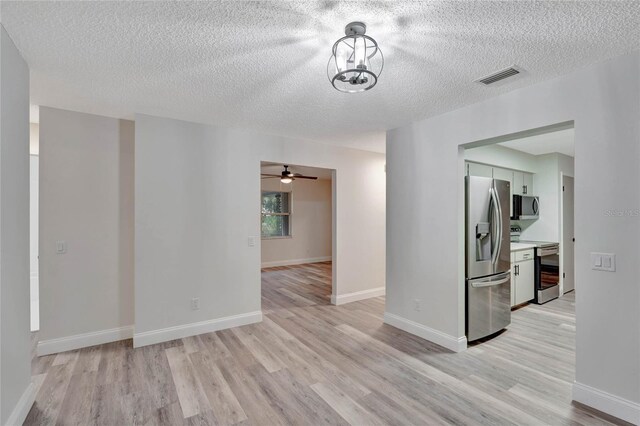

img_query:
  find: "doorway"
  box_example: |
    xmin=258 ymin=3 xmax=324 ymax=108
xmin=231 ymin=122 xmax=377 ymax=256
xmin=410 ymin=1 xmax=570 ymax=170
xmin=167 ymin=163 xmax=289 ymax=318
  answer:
xmin=461 ymin=122 xmax=576 ymax=336
xmin=259 ymin=162 xmax=334 ymax=309
xmin=562 ymin=175 xmax=575 ymax=293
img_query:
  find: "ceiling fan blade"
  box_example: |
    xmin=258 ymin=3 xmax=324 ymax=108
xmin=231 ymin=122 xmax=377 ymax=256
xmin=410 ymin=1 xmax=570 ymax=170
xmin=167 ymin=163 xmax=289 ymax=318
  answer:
xmin=261 ymin=174 xmax=281 ymax=177
xmin=292 ymin=175 xmax=318 ymax=180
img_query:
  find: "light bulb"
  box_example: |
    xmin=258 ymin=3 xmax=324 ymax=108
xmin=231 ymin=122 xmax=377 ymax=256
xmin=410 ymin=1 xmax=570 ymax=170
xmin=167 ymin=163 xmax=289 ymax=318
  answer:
xmin=280 ymin=177 xmax=292 ymax=184
xmin=354 ymin=36 xmax=366 ymax=69
xmin=335 ymin=49 xmax=347 ymax=73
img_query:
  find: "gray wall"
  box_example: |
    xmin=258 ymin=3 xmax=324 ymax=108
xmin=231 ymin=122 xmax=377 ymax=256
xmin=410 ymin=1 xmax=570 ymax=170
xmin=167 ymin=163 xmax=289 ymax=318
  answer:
xmin=386 ymin=52 xmax=639 ymax=421
xmin=0 ymin=25 xmax=32 ymax=425
xmin=135 ymin=114 xmax=385 ymax=344
xmin=39 ymin=107 xmax=134 ymax=345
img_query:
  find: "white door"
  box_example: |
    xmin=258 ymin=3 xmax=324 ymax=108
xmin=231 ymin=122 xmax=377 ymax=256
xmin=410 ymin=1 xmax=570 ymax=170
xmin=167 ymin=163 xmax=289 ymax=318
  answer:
xmin=562 ymin=175 xmax=575 ymax=293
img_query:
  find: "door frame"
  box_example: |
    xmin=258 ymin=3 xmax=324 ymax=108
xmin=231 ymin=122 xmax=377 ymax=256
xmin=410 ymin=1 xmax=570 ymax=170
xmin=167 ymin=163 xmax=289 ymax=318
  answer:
xmin=560 ymin=173 xmax=575 ymax=294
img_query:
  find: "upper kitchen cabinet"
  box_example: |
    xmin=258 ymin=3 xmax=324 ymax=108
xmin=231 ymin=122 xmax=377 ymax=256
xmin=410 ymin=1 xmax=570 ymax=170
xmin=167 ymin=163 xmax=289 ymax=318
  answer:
xmin=466 ymin=162 xmax=493 ymax=178
xmin=513 ymin=171 xmax=534 ymax=195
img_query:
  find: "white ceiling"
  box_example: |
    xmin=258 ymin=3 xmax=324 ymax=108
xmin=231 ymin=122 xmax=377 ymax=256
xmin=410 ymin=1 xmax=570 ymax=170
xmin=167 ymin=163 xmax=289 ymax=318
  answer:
xmin=499 ymin=128 xmax=575 ymax=157
xmin=261 ymin=162 xmax=332 ymax=180
xmin=2 ymin=1 xmax=639 ymax=154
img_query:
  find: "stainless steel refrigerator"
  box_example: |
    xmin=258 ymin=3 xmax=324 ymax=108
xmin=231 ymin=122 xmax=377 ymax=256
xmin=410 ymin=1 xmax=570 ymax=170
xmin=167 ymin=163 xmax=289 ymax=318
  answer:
xmin=465 ymin=176 xmax=511 ymax=341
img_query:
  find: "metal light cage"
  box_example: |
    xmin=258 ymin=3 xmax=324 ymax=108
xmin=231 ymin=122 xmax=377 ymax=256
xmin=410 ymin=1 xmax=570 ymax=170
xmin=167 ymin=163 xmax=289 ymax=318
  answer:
xmin=327 ymin=22 xmax=384 ymax=93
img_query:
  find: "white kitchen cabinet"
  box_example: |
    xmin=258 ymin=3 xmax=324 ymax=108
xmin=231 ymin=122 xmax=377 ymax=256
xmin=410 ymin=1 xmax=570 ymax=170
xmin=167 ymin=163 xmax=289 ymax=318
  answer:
xmin=510 ymin=253 xmax=516 ymax=306
xmin=492 ymin=167 xmax=514 ymax=217
xmin=467 ymin=162 xmax=493 ymax=178
xmin=515 ymin=257 xmax=535 ymax=304
xmin=513 ymin=171 xmax=534 ymax=195
xmin=523 ymin=173 xmax=533 ymax=195
xmin=511 ymin=248 xmax=535 ymax=307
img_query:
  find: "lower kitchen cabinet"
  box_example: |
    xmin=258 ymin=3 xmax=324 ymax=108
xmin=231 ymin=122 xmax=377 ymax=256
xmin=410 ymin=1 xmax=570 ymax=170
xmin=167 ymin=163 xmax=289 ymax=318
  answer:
xmin=511 ymin=249 xmax=535 ymax=307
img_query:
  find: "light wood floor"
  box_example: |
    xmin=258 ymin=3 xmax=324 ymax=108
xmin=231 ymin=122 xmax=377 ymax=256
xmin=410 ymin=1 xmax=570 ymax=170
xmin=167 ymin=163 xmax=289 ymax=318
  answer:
xmin=25 ymin=262 xmax=624 ymax=425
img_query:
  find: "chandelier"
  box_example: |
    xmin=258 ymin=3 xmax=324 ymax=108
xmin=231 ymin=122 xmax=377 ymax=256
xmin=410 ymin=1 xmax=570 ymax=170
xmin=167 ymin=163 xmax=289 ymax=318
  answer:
xmin=327 ymin=22 xmax=384 ymax=93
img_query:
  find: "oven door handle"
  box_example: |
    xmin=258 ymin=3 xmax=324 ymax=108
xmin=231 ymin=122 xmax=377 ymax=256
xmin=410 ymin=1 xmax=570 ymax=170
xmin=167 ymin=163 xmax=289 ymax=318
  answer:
xmin=538 ymin=247 xmax=559 ymax=257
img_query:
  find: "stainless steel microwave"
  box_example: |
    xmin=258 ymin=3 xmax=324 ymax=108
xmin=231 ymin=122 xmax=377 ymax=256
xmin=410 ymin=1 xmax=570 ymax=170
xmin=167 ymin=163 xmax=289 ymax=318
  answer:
xmin=512 ymin=195 xmax=539 ymax=220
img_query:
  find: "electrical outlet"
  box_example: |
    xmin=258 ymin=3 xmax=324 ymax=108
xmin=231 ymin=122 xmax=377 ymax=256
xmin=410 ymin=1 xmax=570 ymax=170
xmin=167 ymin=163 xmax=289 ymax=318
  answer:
xmin=414 ymin=299 xmax=421 ymax=312
xmin=191 ymin=297 xmax=200 ymax=311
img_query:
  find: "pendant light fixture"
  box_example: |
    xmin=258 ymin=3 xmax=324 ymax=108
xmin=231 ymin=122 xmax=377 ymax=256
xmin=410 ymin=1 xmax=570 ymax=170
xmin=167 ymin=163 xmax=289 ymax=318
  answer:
xmin=327 ymin=22 xmax=383 ymax=93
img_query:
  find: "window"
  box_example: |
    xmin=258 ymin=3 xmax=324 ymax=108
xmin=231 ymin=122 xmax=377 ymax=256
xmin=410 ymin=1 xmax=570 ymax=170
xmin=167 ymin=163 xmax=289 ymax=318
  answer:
xmin=261 ymin=191 xmax=291 ymax=238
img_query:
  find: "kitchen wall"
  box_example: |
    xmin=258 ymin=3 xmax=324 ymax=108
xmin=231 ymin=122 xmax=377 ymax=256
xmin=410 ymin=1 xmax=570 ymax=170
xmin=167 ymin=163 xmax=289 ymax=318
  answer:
xmin=135 ymin=114 xmax=385 ymax=346
xmin=464 ymin=143 xmax=537 ymax=172
xmin=0 ymin=25 xmax=33 ymax=426
xmin=521 ymin=153 xmax=574 ymax=243
xmin=386 ymin=51 xmax=639 ymax=422
xmin=38 ymin=107 xmax=134 ymax=354
xmin=261 ymin=176 xmax=332 ymax=267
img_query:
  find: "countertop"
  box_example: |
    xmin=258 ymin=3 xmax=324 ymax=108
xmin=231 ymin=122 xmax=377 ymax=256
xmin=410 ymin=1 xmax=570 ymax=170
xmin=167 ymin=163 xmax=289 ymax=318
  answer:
xmin=510 ymin=242 xmax=536 ymax=251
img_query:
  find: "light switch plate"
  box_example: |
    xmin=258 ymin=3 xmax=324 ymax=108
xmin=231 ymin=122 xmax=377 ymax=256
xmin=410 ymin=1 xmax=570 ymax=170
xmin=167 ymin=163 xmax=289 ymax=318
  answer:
xmin=56 ymin=240 xmax=67 ymax=254
xmin=591 ymin=252 xmax=615 ymax=272
xmin=248 ymin=236 xmax=256 ymax=247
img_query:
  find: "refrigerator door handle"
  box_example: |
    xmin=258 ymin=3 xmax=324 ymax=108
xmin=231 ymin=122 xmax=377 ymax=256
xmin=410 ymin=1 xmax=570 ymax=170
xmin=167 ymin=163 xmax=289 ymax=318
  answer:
xmin=470 ymin=271 xmax=511 ymax=288
xmin=490 ymin=185 xmax=503 ymax=266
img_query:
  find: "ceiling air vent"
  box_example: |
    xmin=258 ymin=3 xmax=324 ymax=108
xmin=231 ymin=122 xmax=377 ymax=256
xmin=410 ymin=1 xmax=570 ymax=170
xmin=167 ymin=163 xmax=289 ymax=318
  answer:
xmin=475 ymin=66 xmax=522 ymax=85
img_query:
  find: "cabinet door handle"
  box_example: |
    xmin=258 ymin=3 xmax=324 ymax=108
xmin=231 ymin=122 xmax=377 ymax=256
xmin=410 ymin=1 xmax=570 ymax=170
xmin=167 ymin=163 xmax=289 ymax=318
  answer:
xmin=515 ymin=264 xmax=519 ymax=275
xmin=523 ymin=185 xmax=527 ymax=194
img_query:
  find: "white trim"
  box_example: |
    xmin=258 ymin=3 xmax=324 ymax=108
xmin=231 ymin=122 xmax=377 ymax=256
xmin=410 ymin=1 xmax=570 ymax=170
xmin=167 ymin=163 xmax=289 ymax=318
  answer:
xmin=133 ymin=311 xmax=263 ymax=348
xmin=4 ymin=382 xmax=35 ymax=426
xmin=383 ymin=312 xmax=468 ymax=353
xmin=261 ymin=256 xmax=332 ymax=268
xmin=572 ymin=381 xmax=640 ymax=425
xmin=331 ymin=286 xmax=386 ymax=305
xmin=37 ymin=325 xmax=133 ymax=356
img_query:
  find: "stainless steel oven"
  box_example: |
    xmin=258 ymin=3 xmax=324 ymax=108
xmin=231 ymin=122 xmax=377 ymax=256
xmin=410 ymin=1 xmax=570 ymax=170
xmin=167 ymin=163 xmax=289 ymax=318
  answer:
xmin=534 ymin=244 xmax=560 ymax=304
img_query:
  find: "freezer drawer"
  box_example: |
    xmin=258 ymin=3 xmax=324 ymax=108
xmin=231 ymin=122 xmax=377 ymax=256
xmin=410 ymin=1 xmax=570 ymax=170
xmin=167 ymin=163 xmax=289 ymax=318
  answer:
xmin=466 ymin=271 xmax=511 ymax=341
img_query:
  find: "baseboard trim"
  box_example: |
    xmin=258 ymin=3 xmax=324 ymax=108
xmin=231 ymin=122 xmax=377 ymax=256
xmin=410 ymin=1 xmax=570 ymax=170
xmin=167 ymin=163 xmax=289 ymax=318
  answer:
xmin=331 ymin=286 xmax=385 ymax=305
xmin=383 ymin=312 xmax=467 ymax=353
xmin=133 ymin=311 xmax=263 ymax=348
xmin=37 ymin=325 xmax=133 ymax=356
xmin=261 ymin=256 xmax=331 ymax=268
xmin=572 ymin=381 xmax=640 ymax=424
xmin=4 ymin=382 xmax=35 ymax=426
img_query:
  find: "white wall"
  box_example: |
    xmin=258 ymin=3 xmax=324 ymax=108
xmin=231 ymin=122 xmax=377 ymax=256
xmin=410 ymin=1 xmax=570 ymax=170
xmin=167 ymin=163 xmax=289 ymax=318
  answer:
xmin=135 ymin=114 xmax=385 ymax=346
xmin=29 ymin=122 xmax=38 ymax=155
xmin=30 ymin=155 xmax=39 ymax=331
xmin=261 ymin=177 xmax=332 ymax=267
xmin=464 ymin=143 xmax=538 ymax=172
xmin=386 ymin=52 xmax=639 ymax=422
xmin=0 ymin=24 xmax=33 ymax=426
xmin=39 ymin=107 xmax=134 ymax=353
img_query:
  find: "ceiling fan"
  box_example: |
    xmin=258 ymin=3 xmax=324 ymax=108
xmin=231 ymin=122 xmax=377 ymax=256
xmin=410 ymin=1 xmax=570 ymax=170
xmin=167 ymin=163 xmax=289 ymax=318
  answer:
xmin=261 ymin=165 xmax=318 ymax=184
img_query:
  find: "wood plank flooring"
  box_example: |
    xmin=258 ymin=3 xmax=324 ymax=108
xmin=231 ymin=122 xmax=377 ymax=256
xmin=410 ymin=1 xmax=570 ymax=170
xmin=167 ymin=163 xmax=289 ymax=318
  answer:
xmin=25 ymin=262 xmax=625 ymax=425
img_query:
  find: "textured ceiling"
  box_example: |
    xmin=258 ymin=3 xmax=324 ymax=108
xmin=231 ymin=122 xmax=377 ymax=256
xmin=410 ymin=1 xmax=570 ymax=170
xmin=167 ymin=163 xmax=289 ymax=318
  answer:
xmin=2 ymin=1 xmax=639 ymax=153
xmin=499 ymin=128 xmax=574 ymax=158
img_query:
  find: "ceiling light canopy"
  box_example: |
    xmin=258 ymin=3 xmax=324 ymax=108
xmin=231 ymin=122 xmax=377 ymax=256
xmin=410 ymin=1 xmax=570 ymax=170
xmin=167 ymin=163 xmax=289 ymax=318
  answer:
xmin=327 ymin=22 xmax=383 ymax=93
